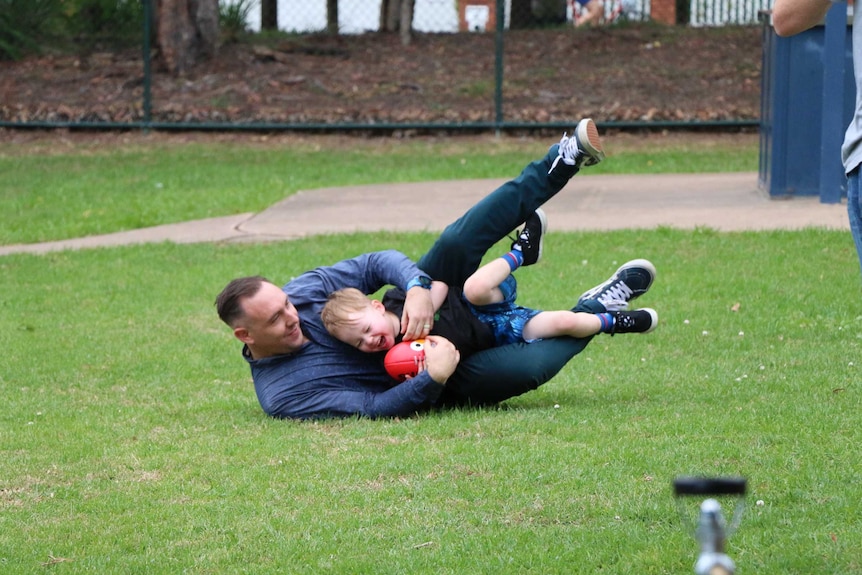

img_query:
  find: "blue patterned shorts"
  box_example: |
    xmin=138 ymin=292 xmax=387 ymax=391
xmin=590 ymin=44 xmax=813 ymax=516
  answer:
xmin=465 ymin=275 xmax=542 ymax=345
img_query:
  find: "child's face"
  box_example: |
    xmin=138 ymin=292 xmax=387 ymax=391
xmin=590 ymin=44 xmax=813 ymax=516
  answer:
xmin=335 ymin=301 xmax=398 ymax=353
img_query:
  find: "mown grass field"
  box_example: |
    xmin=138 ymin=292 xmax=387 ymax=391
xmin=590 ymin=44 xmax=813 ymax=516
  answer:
xmin=2 ymin=131 xmax=859 ymax=574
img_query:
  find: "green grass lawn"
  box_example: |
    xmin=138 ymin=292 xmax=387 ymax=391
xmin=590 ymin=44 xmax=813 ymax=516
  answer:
xmin=2 ymin=133 xmax=860 ymax=574
xmin=0 ymin=132 xmax=758 ymax=245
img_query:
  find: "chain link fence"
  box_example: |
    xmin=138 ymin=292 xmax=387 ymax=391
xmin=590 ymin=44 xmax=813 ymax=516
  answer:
xmin=230 ymin=0 xmax=769 ymax=33
xmin=0 ymin=0 xmax=763 ymax=132
xmin=238 ymin=0 xmax=650 ymax=33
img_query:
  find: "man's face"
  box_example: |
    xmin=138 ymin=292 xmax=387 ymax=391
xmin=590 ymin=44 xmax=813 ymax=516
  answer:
xmin=333 ymin=300 xmax=398 ymax=353
xmin=236 ymin=281 xmax=307 ymax=358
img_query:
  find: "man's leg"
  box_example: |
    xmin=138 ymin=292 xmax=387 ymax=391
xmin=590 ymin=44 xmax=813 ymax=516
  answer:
xmin=442 ymin=260 xmax=656 ymax=406
xmin=848 ymin=169 xmax=862 ymax=279
xmin=440 ymin=299 xmax=604 ymax=406
xmin=417 ymin=119 xmax=603 ymax=288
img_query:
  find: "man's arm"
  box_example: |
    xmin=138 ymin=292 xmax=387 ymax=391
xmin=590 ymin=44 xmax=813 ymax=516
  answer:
xmin=251 ymin=337 xmax=460 ymax=420
xmin=772 ymin=0 xmax=834 ymax=37
xmin=288 ymin=249 xmax=434 ymax=336
xmin=262 ymin=371 xmax=446 ymax=420
xmin=288 ymin=250 xmax=424 ymax=304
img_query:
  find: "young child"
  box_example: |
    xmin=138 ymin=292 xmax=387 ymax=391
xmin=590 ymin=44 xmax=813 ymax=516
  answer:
xmin=321 ymin=209 xmax=657 ymax=357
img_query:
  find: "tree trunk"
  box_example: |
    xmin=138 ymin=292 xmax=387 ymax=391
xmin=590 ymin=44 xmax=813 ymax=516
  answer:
xmin=380 ymin=0 xmax=398 ymax=32
xmin=326 ymin=0 xmax=339 ymax=35
xmin=261 ymin=0 xmax=277 ymax=31
xmin=155 ymin=0 xmax=219 ymax=76
xmin=379 ymin=0 xmax=414 ymax=41
xmin=399 ymin=0 xmax=414 ymax=45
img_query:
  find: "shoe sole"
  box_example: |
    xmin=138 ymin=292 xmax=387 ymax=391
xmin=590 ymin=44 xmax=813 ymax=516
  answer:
xmin=616 ymin=258 xmax=656 ymax=293
xmin=578 ymin=258 xmax=657 ymax=303
xmin=640 ymin=307 xmax=658 ymax=334
xmin=534 ymin=207 xmax=548 ymax=264
xmin=576 ymin=119 xmax=605 ymax=165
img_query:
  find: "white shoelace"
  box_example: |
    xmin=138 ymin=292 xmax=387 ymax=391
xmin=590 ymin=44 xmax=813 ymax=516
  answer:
xmin=548 ymin=133 xmax=580 ymax=174
xmin=599 ymin=298 xmax=629 ymax=312
xmin=596 ymin=282 xmax=633 ymax=309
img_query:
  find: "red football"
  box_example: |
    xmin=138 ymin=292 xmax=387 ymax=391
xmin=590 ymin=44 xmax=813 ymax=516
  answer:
xmin=383 ymin=339 xmax=426 ymax=382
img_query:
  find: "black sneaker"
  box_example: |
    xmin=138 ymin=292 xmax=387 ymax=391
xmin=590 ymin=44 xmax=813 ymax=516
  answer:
xmin=578 ymin=259 xmax=656 ymax=311
xmin=611 ymin=308 xmax=658 ymax=334
xmin=557 ymin=118 xmax=605 ymax=168
xmin=510 ymin=208 xmax=547 ymax=266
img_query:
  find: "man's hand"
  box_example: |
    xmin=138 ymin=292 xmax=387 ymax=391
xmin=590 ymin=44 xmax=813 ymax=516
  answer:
xmin=401 ymin=285 xmax=435 ymax=341
xmin=421 ymin=335 xmax=460 ymax=385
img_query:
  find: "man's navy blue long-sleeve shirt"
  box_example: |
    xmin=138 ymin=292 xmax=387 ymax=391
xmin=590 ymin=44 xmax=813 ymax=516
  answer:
xmin=242 ymin=250 xmax=442 ymax=419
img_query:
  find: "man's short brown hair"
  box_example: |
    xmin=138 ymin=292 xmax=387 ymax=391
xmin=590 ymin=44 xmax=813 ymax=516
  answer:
xmin=215 ymin=275 xmax=270 ymax=327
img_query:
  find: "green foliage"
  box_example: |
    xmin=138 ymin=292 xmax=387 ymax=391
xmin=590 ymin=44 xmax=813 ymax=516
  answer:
xmin=219 ymin=0 xmax=254 ymax=43
xmin=0 ymin=0 xmax=62 ymax=60
xmin=0 ymin=0 xmax=141 ymax=59
xmin=61 ymin=0 xmax=143 ymax=51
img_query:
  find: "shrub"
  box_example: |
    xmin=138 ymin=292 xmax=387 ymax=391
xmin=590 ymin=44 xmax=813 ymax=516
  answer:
xmin=220 ymin=0 xmax=254 ymax=43
xmin=62 ymin=0 xmax=144 ymax=51
xmin=0 ymin=0 xmax=63 ymax=60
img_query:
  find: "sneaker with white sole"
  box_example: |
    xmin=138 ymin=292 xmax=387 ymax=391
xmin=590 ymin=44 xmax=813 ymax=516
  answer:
xmin=611 ymin=308 xmax=658 ymax=334
xmin=510 ymin=208 xmax=547 ymax=266
xmin=578 ymin=259 xmax=656 ymax=311
xmin=557 ymin=118 xmax=605 ymax=169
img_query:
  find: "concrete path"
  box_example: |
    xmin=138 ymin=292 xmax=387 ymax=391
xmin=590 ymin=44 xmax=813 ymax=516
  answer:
xmin=0 ymin=172 xmax=849 ymax=256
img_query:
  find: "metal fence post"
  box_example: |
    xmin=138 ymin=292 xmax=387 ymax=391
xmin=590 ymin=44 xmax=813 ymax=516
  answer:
xmin=142 ymin=0 xmax=153 ymax=131
xmin=494 ymin=0 xmax=505 ymax=135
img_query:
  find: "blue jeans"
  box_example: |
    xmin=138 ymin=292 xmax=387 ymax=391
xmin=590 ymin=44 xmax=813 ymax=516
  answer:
xmin=417 ymin=145 xmax=604 ymax=407
xmin=848 ymin=168 xmax=862 ymax=279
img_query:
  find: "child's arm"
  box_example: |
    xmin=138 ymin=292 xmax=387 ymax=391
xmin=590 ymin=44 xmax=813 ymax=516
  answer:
xmin=430 ymin=281 xmax=448 ymax=313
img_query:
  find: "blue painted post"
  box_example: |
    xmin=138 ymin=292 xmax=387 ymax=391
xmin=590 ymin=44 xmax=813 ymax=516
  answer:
xmin=819 ymin=3 xmax=849 ymax=204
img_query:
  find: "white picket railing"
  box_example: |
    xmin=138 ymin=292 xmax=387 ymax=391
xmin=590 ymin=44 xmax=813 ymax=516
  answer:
xmin=688 ymin=0 xmax=772 ymax=26
xmin=226 ymin=0 xmax=771 ymax=33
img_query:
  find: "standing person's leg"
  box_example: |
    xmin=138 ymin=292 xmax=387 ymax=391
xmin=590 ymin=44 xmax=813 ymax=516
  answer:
xmin=417 ymin=119 xmax=604 ymax=289
xmin=848 ymin=169 xmax=862 ymax=279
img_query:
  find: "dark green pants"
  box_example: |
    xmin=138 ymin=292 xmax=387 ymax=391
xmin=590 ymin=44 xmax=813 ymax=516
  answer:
xmin=417 ymin=144 xmax=603 ymax=407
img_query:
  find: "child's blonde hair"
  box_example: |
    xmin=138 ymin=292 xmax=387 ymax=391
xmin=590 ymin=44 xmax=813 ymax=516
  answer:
xmin=321 ymin=287 xmax=375 ymax=336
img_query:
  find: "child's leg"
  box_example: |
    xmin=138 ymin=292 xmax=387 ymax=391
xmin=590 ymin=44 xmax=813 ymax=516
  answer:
xmin=463 ymin=208 xmax=548 ymax=307
xmin=462 ymin=258 xmax=511 ymax=307
xmin=522 ymin=310 xmax=603 ymax=340
xmin=523 ymin=308 xmax=659 ymax=340
xmin=442 ymin=281 xmax=647 ymax=407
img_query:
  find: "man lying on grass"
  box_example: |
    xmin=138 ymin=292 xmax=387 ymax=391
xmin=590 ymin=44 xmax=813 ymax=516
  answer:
xmin=215 ymin=120 xmax=654 ymax=419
